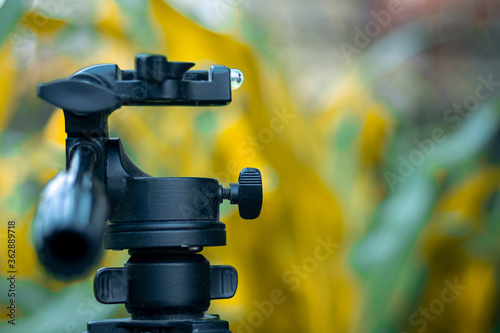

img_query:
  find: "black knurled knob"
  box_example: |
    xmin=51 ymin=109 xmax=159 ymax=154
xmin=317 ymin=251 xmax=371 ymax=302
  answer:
xmin=136 ymin=54 xmax=168 ymax=82
xmin=224 ymin=168 xmax=263 ymax=220
xmin=135 ymin=54 xmax=195 ymax=82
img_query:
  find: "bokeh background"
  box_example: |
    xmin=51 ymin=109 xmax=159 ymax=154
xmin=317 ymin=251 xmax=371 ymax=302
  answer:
xmin=1 ymin=0 xmax=500 ymax=332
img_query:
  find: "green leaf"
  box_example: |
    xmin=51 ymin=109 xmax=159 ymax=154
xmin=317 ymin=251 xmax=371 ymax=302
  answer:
xmin=115 ymin=0 xmax=157 ymax=49
xmin=0 ymin=0 xmax=30 ymax=47
xmin=0 ymin=279 xmax=120 ymax=333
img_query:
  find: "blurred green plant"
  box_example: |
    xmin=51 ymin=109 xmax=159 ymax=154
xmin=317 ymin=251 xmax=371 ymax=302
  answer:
xmin=1 ymin=1 xmax=500 ymax=333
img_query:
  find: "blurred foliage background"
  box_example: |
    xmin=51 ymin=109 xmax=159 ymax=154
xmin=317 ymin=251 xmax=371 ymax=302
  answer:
xmin=1 ymin=0 xmax=500 ymax=332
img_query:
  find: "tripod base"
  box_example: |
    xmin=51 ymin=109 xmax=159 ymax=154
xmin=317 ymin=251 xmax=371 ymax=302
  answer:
xmin=85 ymin=315 xmax=231 ymax=333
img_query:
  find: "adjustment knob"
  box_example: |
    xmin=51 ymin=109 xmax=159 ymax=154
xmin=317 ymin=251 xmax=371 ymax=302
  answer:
xmin=223 ymin=168 xmax=263 ymax=220
xmin=135 ymin=54 xmax=194 ymax=82
xmin=136 ymin=54 xmax=168 ymax=82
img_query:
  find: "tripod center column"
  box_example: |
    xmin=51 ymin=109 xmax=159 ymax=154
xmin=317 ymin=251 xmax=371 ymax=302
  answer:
xmin=125 ymin=252 xmax=211 ymax=320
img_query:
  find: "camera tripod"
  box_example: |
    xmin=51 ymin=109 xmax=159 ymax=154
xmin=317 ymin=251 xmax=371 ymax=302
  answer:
xmin=33 ymin=54 xmax=263 ymax=333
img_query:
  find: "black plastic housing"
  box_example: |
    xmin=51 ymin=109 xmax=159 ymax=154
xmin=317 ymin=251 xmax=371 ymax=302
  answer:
xmin=34 ymin=54 xmax=263 ymax=333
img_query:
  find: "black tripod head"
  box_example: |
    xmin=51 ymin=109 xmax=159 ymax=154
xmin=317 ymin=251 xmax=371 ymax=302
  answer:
xmin=33 ymin=54 xmax=262 ymax=332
